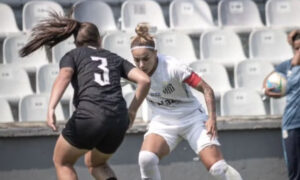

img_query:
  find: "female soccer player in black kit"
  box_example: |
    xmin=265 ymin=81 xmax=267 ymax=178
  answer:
xmin=19 ymin=13 xmax=150 ymax=180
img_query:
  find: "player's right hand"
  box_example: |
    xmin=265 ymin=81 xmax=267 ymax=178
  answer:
xmin=47 ymin=108 xmax=58 ymax=131
xmin=264 ymin=87 xmax=283 ymax=98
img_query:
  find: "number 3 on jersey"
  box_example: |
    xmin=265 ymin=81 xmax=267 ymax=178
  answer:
xmin=91 ymin=56 xmax=110 ymax=86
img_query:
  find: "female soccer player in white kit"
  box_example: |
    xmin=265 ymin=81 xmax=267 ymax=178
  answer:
xmin=130 ymin=23 xmax=243 ymax=180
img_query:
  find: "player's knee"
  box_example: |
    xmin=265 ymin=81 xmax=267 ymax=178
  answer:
xmin=138 ymin=151 xmax=159 ymax=169
xmin=209 ymin=160 xmax=228 ymax=176
xmin=53 ymin=155 xmax=64 ymax=167
xmin=209 ymin=160 xmax=243 ymax=180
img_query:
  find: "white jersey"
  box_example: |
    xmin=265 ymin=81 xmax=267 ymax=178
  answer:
xmin=147 ymin=54 xmax=206 ymax=118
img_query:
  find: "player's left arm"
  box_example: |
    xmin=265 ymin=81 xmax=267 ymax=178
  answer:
xmin=184 ymin=72 xmax=217 ymax=139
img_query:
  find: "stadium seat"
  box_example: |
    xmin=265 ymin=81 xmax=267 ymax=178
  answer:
xmin=265 ymin=0 xmax=300 ymax=31
xmin=218 ymin=0 xmax=264 ymax=33
xmin=221 ymin=88 xmax=266 ymax=116
xmin=190 ymin=61 xmax=232 ymax=98
xmin=235 ymin=60 xmax=274 ymax=93
xmin=0 ymin=65 xmax=33 ymax=104
xmin=200 ymin=30 xmax=246 ymax=68
xmin=3 ymin=33 xmax=49 ymax=73
xmin=0 ymin=98 xmax=14 ymax=123
xmin=52 ymin=37 xmax=75 ymax=64
xmin=156 ymin=31 xmax=198 ymax=64
xmin=22 ymin=1 xmax=64 ymax=31
xmin=120 ymin=0 xmax=168 ymax=33
xmin=0 ymin=3 xmax=20 ymax=39
xmin=36 ymin=64 xmax=73 ymax=102
xmin=19 ymin=94 xmax=65 ymax=122
xmin=169 ymin=0 xmax=215 ymax=35
xmin=102 ymin=31 xmax=135 ymax=64
xmin=270 ymin=97 xmax=286 ymax=115
xmin=249 ymin=28 xmax=293 ymax=65
xmin=72 ymin=1 xmax=117 ymax=35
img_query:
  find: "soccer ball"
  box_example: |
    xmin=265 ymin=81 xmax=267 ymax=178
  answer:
xmin=266 ymin=72 xmax=287 ymax=94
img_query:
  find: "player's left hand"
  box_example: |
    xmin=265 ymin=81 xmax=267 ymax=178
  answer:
xmin=128 ymin=110 xmax=137 ymax=129
xmin=206 ymin=119 xmax=217 ymax=140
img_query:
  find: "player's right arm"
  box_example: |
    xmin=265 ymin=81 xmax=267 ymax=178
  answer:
xmin=184 ymin=71 xmax=217 ymax=139
xmin=126 ymin=68 xmax=151 ymax=128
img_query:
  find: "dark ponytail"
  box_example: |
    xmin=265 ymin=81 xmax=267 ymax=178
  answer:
xmin=19 ymin=11 xmax=101 ymax=57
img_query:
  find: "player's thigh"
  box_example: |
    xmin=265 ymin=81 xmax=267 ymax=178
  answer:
xmin=53 ymin=135 xmax=88 ymax=165
xmin=198 ymin=145 xmax=223 ymax=169
xmin=84 ymin=148 xmax=113 ymax=167
xmin=141 ymin=133 xmax=170 ymax=159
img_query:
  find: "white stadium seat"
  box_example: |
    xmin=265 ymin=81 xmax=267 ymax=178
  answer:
xmin=270 ymin=97 xmax=286 ymax=115
xmin=169 ymin=0 xmax=215 ymax=35
xmin=249 ymin=28 xmax=293 ymax=65
xmin=72 ymin=1 xmax=117 ymax=35
xmin=0 ymin=3 xmax=20 ymax=39
xmin=235 ymin=60 xmax=274 ymax=93
xmin=156 ymin=31 xmax=198 ymax=65
xmin=190 ymin=61 xmax=232 ymax=98
xmin=0 ymin=98 xmax=14 ymax=123
xmin=221 ymin=88 xmax=266 ymax=116
xmin=0 ymin=65 xmax=33 ymax=104
xmin=19 ymin=94 xmax=65 ymax=122
xmin=3 ymin=33 xmax=49 ymax=73
xmin=200 ymin=30 xmax=246 ymax=68
xmin=36 ymin=64 xmax=73 ymax=101
xmin=265 ymin=0 xmax=300 ymax=31
xmin=22 ymin=1 xmax=64 ymax=31
xmin=120 ymin=0 xmax=168 ymax=33
xmin=52 ymin=37 xmax=75 ymax=64
xmin=218 ymin=0 xmax=264 ymax=33
xmin=102 ymin=31 xmax=135 ymax=64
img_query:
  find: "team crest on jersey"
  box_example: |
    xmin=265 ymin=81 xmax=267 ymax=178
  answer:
xmin=163 ymin=83 xmax=175 ymax=94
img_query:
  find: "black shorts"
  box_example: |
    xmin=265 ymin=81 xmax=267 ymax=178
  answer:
xmin=62 ymin=108 xmax=129 ymax=154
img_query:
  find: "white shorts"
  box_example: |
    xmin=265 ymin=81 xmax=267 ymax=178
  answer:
xmin=144 ymin=109 xmax=220 ymax=154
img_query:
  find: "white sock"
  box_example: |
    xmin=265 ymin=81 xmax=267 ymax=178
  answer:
xmin=138 ymin=151 xmax=161 ymax=180
xmin=209 ymin=160 xmax=243 ymax=180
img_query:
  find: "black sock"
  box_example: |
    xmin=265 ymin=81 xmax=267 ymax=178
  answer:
xmin=106 ymin=178 xmax=117 ymax=180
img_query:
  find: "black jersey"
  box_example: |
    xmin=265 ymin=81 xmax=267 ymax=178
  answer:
xmin=60 ymin=46 xmax=134 ymax=115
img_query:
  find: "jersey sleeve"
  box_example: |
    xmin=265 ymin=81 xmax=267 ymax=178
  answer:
xmin=172 ymin=63 xmax=193 ymax=82
xmin=275 ymin=60 xmax=290 ymax=75
xmin=120 ymin=59 xmax=135 ymax=78
xmin=59 ymin=52 xmax=75 ymax=70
